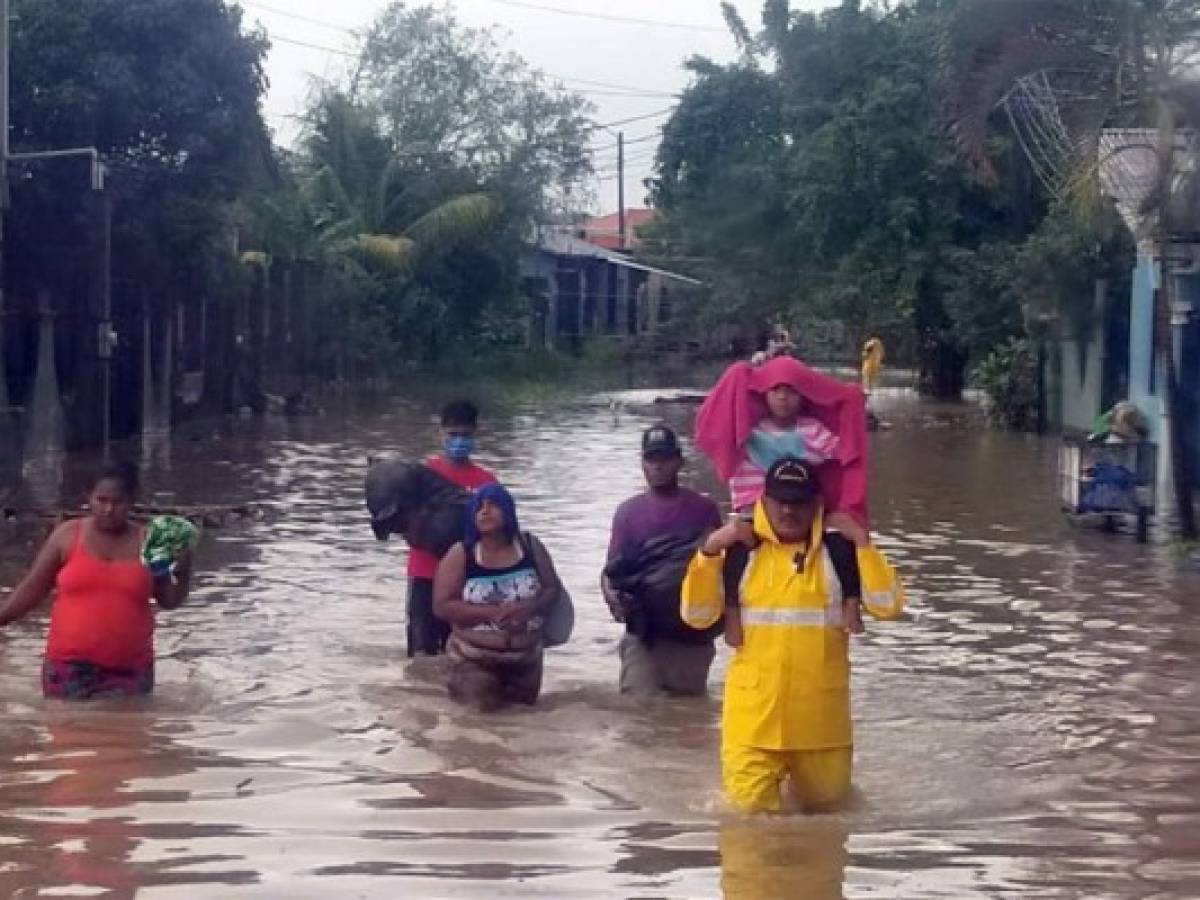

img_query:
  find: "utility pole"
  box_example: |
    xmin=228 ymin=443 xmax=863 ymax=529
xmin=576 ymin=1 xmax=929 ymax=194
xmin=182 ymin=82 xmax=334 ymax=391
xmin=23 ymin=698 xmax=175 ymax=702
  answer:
xmin=618 ymin=130 xmax=626 ymax=252
xmin=95 ymin=183 xmax=112 ymax=459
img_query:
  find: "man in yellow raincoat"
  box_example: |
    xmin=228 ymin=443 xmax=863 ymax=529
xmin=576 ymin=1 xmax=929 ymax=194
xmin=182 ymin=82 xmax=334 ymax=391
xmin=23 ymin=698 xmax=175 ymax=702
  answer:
xmin=682 ymin=457 xmax=902 ymax=813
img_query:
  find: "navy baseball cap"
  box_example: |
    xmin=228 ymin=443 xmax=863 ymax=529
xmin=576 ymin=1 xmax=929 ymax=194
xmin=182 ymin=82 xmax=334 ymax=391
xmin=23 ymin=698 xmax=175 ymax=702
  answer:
xmin=642 ymin=424 xmax=682 ymax=458
xmin=764 ymin=457 xmax=820 ymax=503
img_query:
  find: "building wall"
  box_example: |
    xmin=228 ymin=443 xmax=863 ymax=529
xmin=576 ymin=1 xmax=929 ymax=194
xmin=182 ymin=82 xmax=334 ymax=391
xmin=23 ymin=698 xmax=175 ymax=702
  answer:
xmin=1059 ymin=281 xmax=1107 ymax=434
xmin=519 ymin=246 xmax=701 ymax=353
xmin=1128 ymin=251 xmax=1164 ymax=443
xmin=1125 ymin=252 xmax=1200 ymax=510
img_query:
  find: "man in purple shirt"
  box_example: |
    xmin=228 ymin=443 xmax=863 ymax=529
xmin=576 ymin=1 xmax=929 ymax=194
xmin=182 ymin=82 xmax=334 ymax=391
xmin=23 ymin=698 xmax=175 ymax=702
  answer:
xmin=602 ymin=424 xmax=723 ymax=696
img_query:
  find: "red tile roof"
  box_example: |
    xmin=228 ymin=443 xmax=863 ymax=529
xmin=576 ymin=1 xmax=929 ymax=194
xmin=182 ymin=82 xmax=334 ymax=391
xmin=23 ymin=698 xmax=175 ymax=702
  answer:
xmin=578 ymin=208 xmax=656 ymax=250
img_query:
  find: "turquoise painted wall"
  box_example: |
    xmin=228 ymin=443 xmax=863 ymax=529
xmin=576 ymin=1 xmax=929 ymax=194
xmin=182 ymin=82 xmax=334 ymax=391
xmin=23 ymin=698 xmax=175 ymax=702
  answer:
xmin=1126 ymin=254 xmax=1200 ymax=481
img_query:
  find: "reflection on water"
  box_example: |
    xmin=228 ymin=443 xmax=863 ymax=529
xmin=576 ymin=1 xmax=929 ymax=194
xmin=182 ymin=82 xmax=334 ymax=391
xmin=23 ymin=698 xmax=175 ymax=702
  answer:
xmin=1 ymin=380 xmax=1199 ymax=898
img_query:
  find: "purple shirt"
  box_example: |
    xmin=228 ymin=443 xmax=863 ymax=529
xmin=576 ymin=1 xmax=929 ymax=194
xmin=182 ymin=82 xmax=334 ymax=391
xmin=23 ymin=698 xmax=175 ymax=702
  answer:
xmin=607 ymin=487 xmax=723 ymax=560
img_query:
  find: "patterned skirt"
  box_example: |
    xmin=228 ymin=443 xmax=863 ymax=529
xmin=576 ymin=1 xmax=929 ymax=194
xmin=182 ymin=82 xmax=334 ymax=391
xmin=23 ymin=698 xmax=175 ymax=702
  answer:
xmin=42 ymin=658 xmax=155 ymax=700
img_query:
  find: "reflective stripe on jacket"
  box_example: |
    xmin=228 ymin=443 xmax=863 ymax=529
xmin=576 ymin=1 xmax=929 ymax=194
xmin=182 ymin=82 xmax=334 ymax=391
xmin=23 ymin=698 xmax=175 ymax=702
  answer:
xmin=682 ymin=503 xmax=850 ymax=751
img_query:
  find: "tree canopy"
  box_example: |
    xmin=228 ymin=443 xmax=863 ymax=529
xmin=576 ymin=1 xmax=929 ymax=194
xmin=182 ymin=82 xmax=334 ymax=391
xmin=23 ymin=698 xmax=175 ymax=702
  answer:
xmin=244 ymin=2 xmax=596 ymax=368
xmin=646 ymin=0 xmax=1137 ymax=396
xmin=9 ymin=0 xmax=271 ymax=264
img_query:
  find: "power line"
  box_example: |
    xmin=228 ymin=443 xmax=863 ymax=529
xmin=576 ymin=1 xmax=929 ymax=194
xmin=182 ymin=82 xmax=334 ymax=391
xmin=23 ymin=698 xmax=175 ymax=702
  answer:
xmin=245 ymin=5 xmax=681 ymax=98
xmin=595 ymin=154 xmax=657 ymax=176
xmin=589 ymin=109 xmax=676 ymax=132
xmin=241 ymin=1 xmax=352 ymax=33
xmin=268 ymin=33 xmax=678 ymax=100
xmin=259 ymin=26 xmax=678 ymax=149
xmin=569 ymin=86 xmax=677 ymax=99
xmin=556 ymin=75 xmax=678 ymax=97
xmin=479 ymin=0 xmax=727 ymax=34
xmin=594 ymin=153 xmax=655 ymax=170
xmin=277 ymin=106 xmax=660 ymax=160
xmin=270 ymin=33 xmax=358 ymax=59
xmin=598 ymin=147 xmax=657 ymax=167
xmin=589 ymin=130 xmax=663 ymax=151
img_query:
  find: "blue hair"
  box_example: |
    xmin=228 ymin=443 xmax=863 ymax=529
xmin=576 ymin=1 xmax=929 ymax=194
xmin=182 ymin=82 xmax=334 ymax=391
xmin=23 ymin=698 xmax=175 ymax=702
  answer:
xmin=464 ymin=483 xmax=520 ymax=549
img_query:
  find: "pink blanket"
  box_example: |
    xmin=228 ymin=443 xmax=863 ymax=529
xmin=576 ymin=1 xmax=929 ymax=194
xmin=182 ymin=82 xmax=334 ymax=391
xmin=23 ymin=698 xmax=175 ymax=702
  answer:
xmin=694 ymin=357 xmax=869 ymax=525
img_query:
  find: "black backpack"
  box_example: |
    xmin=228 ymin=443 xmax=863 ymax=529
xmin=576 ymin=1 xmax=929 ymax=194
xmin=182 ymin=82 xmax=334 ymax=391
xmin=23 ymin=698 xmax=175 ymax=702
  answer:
xmin=721 ymin=532 xmax=861 ymax=607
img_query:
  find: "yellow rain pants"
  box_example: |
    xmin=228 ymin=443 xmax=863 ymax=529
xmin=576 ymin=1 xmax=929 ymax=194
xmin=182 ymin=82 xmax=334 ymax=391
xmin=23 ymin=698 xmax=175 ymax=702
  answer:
xmin=722 ymin=743 xmax=852 ymax=814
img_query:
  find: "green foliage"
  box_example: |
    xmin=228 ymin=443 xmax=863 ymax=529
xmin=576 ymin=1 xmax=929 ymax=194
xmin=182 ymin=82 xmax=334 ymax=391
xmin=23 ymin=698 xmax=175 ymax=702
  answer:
xmin=647 ymin=0 xmax=1195 ymax=412
xmin=354 ymin=3 xmax=593 ymax=228
xmin=1012 ymin=204 xmax=1134 ymax=340
xmin=941 ymin=0 xmax=1200 ymax=190
xmin=8 ymin=0 xmax=269 ymax=273
xmin=971 ymin=337 xmax=1038 ymax=430
xmin=649 ymin=0 xmax=1018 ymax=394
xmin=243 ymin=3 xmax=595 ymax=372
xmin=937 ymin=242 xmax=1021 ymax=360
xmin=1 ymin=0 xmax=271 ymax=432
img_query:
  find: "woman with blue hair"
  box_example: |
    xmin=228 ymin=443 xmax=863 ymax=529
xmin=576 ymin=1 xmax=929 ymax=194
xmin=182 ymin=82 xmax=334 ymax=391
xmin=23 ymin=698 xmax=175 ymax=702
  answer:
xmin=433 ymin=484 xmax=561 ymax=711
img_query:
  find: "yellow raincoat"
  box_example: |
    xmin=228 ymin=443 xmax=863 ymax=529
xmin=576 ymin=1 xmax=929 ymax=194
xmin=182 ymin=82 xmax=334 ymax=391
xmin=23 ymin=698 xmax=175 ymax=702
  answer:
xmin=861 ymin=337 xmax=884 ymax=394
xmin=681 ymin=502 xmax=903 ymax=813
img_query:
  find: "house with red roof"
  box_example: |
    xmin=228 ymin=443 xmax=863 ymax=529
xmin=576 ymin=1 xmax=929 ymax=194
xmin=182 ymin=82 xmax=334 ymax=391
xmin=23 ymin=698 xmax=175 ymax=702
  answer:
xmin=577 ymin=208 xmax=656 ymax=251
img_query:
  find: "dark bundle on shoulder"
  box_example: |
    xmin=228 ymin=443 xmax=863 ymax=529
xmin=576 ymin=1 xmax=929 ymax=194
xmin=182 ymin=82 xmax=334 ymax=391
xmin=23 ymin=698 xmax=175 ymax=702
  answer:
xmin=364 ymin=459 xmax=470 ymax=556
xmin=604 ymin=530 xmax=724 ymax=645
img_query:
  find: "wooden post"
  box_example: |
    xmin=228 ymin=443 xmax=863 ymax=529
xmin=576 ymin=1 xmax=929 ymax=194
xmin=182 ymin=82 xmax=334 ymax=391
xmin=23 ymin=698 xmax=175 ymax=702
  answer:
xmin=78 ymin=186 xmax=113 ymax=453
xmin=160 ymin=297 xmax=174 ymax=427
xmin=141 ymin=286 xmax=154 ymax=433
xmin=247 ymin=261 xmax=266 ymax=410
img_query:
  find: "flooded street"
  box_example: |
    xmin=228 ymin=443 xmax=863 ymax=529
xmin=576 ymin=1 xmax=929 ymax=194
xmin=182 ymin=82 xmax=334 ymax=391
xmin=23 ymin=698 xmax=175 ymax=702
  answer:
xmin=1 ymin=376 xmax=1199 ymax=899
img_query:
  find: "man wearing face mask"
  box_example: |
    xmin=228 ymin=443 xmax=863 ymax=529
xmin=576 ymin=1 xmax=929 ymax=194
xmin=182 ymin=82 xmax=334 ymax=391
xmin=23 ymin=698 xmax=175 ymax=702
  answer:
xmin=406 ymin=399 xmax=497 ymax=656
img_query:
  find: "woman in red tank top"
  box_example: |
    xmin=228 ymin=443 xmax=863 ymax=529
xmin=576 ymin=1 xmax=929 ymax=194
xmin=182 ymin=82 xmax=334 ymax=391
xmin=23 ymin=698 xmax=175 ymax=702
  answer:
xmin=0 ymin=462 xmax=193 ymax=699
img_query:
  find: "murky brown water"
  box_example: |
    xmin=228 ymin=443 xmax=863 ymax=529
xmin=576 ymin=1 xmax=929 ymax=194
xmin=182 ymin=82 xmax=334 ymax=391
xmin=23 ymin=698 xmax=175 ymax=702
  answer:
xmin=1 ymin=376 xmax=1199 ymax=898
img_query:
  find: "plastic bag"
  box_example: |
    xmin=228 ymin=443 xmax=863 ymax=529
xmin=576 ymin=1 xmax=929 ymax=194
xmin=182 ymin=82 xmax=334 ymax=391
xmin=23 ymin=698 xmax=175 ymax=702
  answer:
xmin=141 ymin=515 xmax=199 ymax=578
xmin=365 ymin=459 xmax=470 ymax=556
xmin=605 ymin=530 xmax=723 ymax=645
xmin=521 ymin=532 xmax=574 ymax=648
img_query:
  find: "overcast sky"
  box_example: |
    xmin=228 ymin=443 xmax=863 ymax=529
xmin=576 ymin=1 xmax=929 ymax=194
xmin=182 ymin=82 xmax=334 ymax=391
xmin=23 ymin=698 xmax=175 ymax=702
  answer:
xmin=247 ymin=0 xmax=831 ymax=216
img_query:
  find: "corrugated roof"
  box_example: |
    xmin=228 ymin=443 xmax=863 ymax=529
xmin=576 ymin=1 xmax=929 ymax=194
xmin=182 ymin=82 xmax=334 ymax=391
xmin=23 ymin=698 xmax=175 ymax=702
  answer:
xmin=534 ymin=231 xmax=702 ymax=286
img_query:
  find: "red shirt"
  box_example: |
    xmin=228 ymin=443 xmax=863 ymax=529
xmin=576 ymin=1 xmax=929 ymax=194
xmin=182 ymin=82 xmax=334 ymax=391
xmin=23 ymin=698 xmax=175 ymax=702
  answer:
xmin=407 ymin=455 xmax=497 ymax=579
xmin=46 ymin=522 xmax=156 ymax=669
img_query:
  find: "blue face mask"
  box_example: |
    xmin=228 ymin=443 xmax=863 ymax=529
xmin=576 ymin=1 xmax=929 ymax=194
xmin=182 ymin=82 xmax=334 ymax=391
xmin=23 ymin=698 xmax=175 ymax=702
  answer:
xmin=444 ymin=435 xmax=475 ymax=461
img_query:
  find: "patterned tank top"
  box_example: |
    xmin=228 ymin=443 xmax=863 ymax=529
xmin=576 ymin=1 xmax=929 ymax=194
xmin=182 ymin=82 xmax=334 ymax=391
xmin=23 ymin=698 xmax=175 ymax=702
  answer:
xmin=462 ymin=539 xmax=543 ymax=633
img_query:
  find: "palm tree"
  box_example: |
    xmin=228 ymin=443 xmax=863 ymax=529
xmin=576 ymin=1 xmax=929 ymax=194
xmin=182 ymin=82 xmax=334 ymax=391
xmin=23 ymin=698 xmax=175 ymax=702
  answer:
xmin=246 ymin=93 xmax=503 ymax=380
xmin=302 ymin=93 xmax=499 ymax=274
xmin=943 ymin=0 xmax=1200 ymax=539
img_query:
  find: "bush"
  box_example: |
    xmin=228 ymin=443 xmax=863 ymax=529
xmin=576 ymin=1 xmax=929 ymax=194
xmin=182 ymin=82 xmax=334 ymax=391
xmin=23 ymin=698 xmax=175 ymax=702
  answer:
xmin=972 ymin=338 xmax=1037 ymax=430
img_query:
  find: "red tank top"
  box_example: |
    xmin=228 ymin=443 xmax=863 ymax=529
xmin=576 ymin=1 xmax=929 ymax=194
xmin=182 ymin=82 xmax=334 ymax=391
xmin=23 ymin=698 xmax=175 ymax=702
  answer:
xmin=46 ymin=522 xmax=155 ymax=669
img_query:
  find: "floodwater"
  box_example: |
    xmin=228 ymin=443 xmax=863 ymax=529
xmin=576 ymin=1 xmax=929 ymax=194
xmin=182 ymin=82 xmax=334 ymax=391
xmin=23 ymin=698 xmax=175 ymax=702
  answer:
xmin=1 ymin=375 xmax=1199 ymax=899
